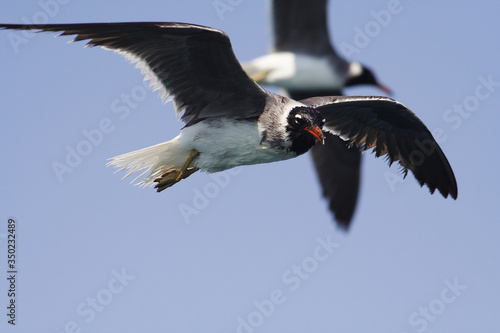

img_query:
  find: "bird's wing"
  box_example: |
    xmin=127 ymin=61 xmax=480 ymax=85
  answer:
xmin=288 ymin=89 xmax=361 ymax=229
xmin=301 ymin=96 xmax=458 ymax=199
xmin=0 ymin=22 xmax=268 ymax=126
xmin=271 ymin=0 xmax=335 ymax=56
xmin=310 ymin=133 xmax=361 ymax=229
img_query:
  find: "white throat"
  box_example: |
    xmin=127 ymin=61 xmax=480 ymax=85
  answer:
xmin=347 ymin=61 xmax=363 ymax=79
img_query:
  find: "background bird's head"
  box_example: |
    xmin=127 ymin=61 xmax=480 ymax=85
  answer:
xmin=346 ymin=62 xmax=392 ymax=94
xmin=286 ymin=106 xmax=325 ymax=155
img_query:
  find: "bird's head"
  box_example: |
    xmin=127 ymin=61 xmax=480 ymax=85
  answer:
xmin=286 ymin=106 xmax=325 ymax=155
xmin=346 ymin=62 xmax=392 ymax=95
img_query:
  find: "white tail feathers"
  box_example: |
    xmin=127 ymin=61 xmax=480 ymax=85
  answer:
xmin=106 ymin=140 xmax=179 ymax=187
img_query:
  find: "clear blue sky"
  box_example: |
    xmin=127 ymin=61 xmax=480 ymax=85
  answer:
xmin=1 ymin=1 xmax=499 ymax=332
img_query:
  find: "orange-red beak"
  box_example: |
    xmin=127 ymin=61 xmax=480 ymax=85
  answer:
xmin=305 ymin=126 xmax=325 ymax=144
xmin=378 ymin=83 xmax=392 ymax=95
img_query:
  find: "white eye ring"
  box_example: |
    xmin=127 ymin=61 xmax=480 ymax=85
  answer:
xmin=295 ymin=114 xmax=302 ymax=119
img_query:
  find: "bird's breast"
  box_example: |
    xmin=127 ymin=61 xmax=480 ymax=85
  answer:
xmin=182 ymin=119 xmax=296 ymax=172
xmin=248 ymin=52 xmax=344 ymax=90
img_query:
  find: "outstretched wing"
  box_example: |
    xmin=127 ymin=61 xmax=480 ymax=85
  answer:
xmin=301 ymin=96 xmax=458 ymax=199
xmin=0 ymin=22 xmax=268 ymax=126
xmin=272 ymin=0 xmax=336 ymax=56
xmin=310 ymin=132 xmax=361 ymax=228
xmin=288 ymin=89 xmax=361 ymax=229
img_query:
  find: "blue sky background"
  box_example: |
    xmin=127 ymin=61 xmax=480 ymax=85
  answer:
xmin=1 ymin=1 xmax=499 ymax=332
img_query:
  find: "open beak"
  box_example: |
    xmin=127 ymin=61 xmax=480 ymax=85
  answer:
xmin=305 ymin=126 xmax=325 ymax=144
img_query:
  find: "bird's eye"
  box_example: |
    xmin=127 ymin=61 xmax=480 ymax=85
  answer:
xmin=294 ymin=113 xmax=303 ymax=124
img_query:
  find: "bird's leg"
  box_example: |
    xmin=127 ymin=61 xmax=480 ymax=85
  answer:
xmin=250 ymin=70 xmax=271 ymax=83
xmin=154 ymin=149 xmax=200 ymax=192
xmin=176 ymin=149 xmax=200 ymax=181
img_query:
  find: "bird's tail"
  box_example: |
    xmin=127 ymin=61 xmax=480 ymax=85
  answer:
xmin=106 ymin=140 xmax=184 ymax=187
